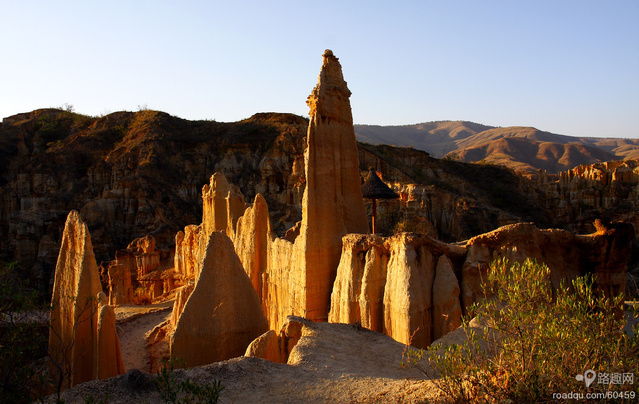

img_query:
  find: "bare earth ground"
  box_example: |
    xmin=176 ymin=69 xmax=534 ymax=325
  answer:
xmin=115 ymin=300 xmax=174 ymax=322
xmin=50 ymin=302 xmax=639 ymax=403
xmin=52 ymin=316 xmax=443 ymax=403
xmin=116 ymin=302 xmax=174 ymax=373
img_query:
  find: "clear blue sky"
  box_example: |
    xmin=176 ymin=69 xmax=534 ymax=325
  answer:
xmin=1 ymin=1 xmax=637 ymax=138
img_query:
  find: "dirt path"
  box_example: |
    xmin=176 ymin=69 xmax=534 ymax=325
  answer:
xmin=116 ymin=306 xmax=173 ymax=373
xmin=57 ymin=316 xmax=441 ymax=403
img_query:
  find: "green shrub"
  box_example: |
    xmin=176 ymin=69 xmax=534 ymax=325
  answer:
xmin=375 ymin=208 xmax=401 ymax=236
xmin=155 ymin=358 xmax=223 ymax=404
xmin=405 ymin=258 xmax=639 ymax=403
xmin=35 ymin=113 xmax=72 ymax=144
xmin=0 ymin=262 xmax=49 ymax=403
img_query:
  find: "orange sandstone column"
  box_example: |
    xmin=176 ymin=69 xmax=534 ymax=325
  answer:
xmin=297 ymin=50 xmax=369 ymax=321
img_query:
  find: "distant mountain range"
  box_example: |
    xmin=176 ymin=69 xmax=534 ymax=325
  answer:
xmin=354 ymin=121 xmax=639 ymax=173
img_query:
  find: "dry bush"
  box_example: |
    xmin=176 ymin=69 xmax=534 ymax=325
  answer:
xmin=405 ymin=258 xmax=639 ymax=403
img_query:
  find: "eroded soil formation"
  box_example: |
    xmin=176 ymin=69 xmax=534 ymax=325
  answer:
xmin=22 ymin=50 xmax=639 ymax=402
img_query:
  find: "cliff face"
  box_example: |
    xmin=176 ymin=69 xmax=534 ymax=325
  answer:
xmin=0 ymin=109 xmax=308 ymax=298
xmin=535 ymin=160 xmax=639 ymax=275
xmin=358 ymin=144 xmax=547 ymax=241
xmin=361 ymin=144 xmax=638 ymax=253
xmin=532 ymin=160 xmax=639 ymax=234
xmin=160 ymin=164 xmax=635 ymax=354
xmin=328 ymin=221 xmax=634 ymax=349
xmin=2 ymin=108 xmax=638 ymax=301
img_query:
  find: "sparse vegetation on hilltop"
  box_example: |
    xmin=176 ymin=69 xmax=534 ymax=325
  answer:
xmin=0 ymin=109 xmax=311 ymax=294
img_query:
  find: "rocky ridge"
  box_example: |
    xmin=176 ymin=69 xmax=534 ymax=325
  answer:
xmin=2 ymin=89 xmax=639 ymax=304
xmin=158 ymin=50 xmax=635 ymax=360
xmin=354 ymin=121 xmax=639 ymax=172
xmin=36 ymin=49 xmax=638 ymax=400
xmin=0 ymin=109 xmax=308 ymax=298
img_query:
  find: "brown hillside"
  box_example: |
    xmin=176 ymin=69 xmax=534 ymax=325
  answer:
xmin=1 ymin=109 xmax=554 ymax=299
xmin=356 ymin=122 xmax=637 ymax=173
xmin=453 ymin=137 xmax=617 ymax=174
xmin=0 ymin=109 xmax=310 ymax=296
xmin=455 ymin=126 xmax=574 ymax=150
xmin=354 ymin=121 xmax=494 ymax=157
xmin=586 ymin=138 xmax=639 ymax=159
xmin=2 ymin=108 xmax=636 ymax=301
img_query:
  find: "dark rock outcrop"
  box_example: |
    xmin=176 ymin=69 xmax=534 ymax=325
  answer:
xmin=2 ymin=108 xmax=637 ymax=301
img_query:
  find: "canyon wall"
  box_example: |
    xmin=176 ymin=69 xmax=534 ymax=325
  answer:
xmin=168 ymin=51 xmax=637 ymax=351
xmin=165 ymin=165 xmax=634 ymax=358
xmin=105 ymin=234 xmax=174 ymax=303
xmin=3 ymin=105 xmax=637 ymax=302
xmin=328 ymin=221 xmax=634 ymax=348
xmin=533 ymin=160 xmax=639 ymax=234
xmin=0 ymin=110 xmax=308 ymax=299
xmin=229 ymin=52 xmax=637 ymax=349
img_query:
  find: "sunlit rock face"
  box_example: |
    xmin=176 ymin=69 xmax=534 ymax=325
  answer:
xmin=48 ymin=211 xmax=124 ymax=389
xmin=107 ymin=261 xmax=133 ymax=305
xmin=199 ymin=52 xmax=635 ymax=350
xmin=107 ymin=234 xmax=175 ymax=302
xmin=170 ymin=282 xmax=194 ymax=330
xmin=233 ymin=194 xmax=270 ymax=303
xmin=244 ymin=317 xmax=305 ymax=364
xmin=174 ymin=224 xmax=204 ymax=280
xmin=328 ymin=221 xmax=633 ymax=348
xmin=532 ymin=160 xmax=639 ymax=235
xmin=231 ymin=50 xmax=370 ymax=331
xmin=201 ymin=172 xmax=246 ymax=239
xmin=328 ymin=233 xmax=465 ymax=348
xmin=145 ymin=51 xmax=637 ymax=363
xmin=461 ymin=221 xmax=635 ymax=306
xmin=170 ymin=232 xmax=268 ymax=366
xmin=296 ymin=49 xmax=369 ymax=322
xmin=169 ymin=172 xmax=247 ymax=302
